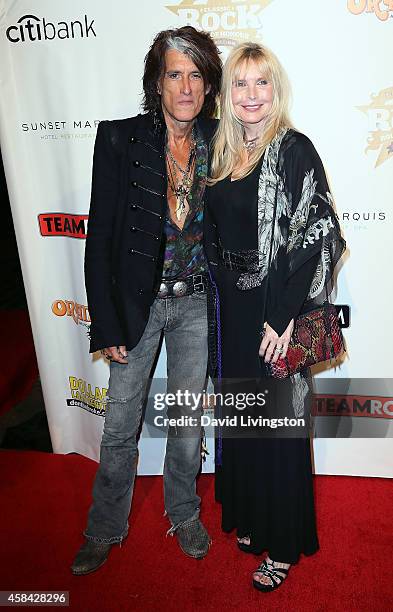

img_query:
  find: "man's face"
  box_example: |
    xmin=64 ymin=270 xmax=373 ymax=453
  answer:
xmin=158 ymin=49 xmax=209 ymax=124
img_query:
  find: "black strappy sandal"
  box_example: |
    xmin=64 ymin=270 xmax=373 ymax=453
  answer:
xmin=252 ymin=558 xmax=290 ymax=592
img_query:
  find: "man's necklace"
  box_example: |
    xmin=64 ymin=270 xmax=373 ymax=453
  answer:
xmin=166 ymin=131 xmax=196 ymax=221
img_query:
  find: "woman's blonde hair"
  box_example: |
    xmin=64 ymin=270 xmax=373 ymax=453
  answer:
xmin=209 ymin=42 xmax=292 ymax=184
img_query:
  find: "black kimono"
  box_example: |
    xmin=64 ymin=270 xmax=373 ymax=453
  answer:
xmin=205 ymin=129 xmax=345 ymax=563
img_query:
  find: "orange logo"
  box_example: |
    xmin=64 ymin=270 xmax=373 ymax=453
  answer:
xmin=52 ymin=299 xmax=90 ymax=327
xmin=347 ymin=0 xmax=393 ymax=21
xmin=357 ymin=86 xmax=393 ymax=167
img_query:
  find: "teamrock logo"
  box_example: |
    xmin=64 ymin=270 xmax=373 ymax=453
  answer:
xmin=357 ymin=86 xmax=393 ymax=167
xmin=313 ymin=394 xmax=393 ymax=419
xmin=166 ymin=0 xmax=273 ymax=48
xmin=52 ymin=299 xmax=90 ymax=331
xmin=347 ymin=0 xmax=393 ymax=21
xmin=38 ymin=213 xmax=88 ymax=238
xmin=67 ymin=376 xmax=107 ymax=417
xmin=6 ymin=14 xmax=96 ymax=43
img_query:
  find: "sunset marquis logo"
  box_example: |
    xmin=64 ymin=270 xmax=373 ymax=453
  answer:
xmin=339 ymin=210 xmax=387 ymax=231
xmin=52 ymin=299 xmax=90 ymax=330
xmin=357 ymin=86 xmax=393 ymax=167
xmin=67 ymin=376 xmax=107 ymax=416
xmin=166 ymin=0 xmax=273 ymax=47
xmin=38 ymin=213 xmax=89 ymax=238
xmin=21 ymin=119 xmax=100 ymax=141
xmin=347 ymin=0 xmax=393 ymax=21
xmin=6 ymin=14 xmax=96 ymax=43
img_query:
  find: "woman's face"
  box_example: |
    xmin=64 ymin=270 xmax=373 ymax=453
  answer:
xmin=230 ymin=59 xmax=273 ymax=128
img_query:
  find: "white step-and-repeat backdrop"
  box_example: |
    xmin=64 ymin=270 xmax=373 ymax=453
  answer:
xmin=0 ymin=0 xmax=392 ymax=476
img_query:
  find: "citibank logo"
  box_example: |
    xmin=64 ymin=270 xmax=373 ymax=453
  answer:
xmin=347 ymin=0 xmax=393 ymax=21
xmin=166 ymin=0 xmax=273 ymax=47
xmin=6 ymin=14 xmax=96 ymax=43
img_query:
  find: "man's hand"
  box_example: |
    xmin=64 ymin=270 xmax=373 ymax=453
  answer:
xmin=259 ymin=319 xmax=294 ymax=363
xmin=101 ymin=345 xmax=128 ymax=364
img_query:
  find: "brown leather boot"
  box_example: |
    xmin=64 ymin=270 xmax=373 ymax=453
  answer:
xmin=71 ymin=540 xmax=113 ymax=576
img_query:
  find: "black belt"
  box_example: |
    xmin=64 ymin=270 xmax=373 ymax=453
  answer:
xmin=156 ymin=273 xmax=207 ymax=298
xmin=218 ymin=244 xmax=260 ymax=273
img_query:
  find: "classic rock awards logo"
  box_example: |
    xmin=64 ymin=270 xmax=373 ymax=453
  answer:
xmin=38 ymin=213 xmax=88 ymax=238
xmin=347 ymin=0 xmax=393 ymax=20
xmin=166 ymin=0 xmax=273 ymax=47
xmin=357 ymin=87 xmax=393 ymax=168
xmin=6 ymin=14 xmax=96 ymax=43
xmin=67 ymin=376 xmax=107 ymax=416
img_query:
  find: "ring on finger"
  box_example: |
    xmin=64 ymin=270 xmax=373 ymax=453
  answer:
xmin=275 ymin=346 xmax=284 ymax=354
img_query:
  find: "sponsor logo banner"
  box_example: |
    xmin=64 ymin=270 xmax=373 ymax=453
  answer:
xmin=357 ymin=86 xmax=393 ymax=167
xmin=38 ymin=213 xmax=88 ymax=238
xmin=52 ymin=299 xmax=90 ymax=331
xmin=21 ymin=119 xmax=100 ymax=141
xmin=166 ymin=0 xmax=273 ymax=47
xmin=6 ymin=14 xmax=96 ymax=44
xmin=313 ymin=394 xmax=393 ymax=419
xmin=67 ymin=376 xmax=107 ymax=416
xmin=339 ymin=210 xmax=387 ymax=231
xmin=347 ymin=0 xmax=393 ymax=21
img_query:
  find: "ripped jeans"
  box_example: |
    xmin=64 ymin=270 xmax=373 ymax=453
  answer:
xmin=84 ymin=293 xmax=208 ymax=544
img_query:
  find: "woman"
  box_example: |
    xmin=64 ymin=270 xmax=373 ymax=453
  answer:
xmin=205 ymin=42 xmax=345 ymax=591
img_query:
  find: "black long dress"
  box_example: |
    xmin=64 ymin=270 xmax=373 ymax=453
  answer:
xmin=206 ymin=158 xmax=320 ymax=564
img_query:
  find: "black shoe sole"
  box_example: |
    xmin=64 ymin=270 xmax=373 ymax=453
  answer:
xmin=237 ymin=541 xmax=263 ymax=555
xmin=71 ymin=557 xmax=108 ymax=576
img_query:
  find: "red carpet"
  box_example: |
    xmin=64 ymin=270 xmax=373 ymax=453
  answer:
xmin=0 ymin=310 xmax=38 ymax=417
xmin=0 ymin=450 xmax=392 ymax=611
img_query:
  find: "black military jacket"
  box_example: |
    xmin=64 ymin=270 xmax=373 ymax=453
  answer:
xmin=85 ymin=112 xmax=217 ymax=353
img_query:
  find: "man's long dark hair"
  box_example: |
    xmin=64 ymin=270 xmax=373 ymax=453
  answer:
xmin=142 ymin=26 xmax=222 ymax=118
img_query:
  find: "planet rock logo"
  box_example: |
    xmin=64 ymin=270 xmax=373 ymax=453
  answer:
xmin=166 ymin=0 xmax=273 ymax=48
xmin=357 ymin=86 xmax=393 ymax=167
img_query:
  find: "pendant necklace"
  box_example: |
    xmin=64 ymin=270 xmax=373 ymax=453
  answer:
xmin=243 ymin=136 xmax=258 ymax=153
xmin=166 ymin=129 xmax=196 ymax=221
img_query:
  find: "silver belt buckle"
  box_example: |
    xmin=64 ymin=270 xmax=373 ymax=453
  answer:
xmin=172 ymin=281 xmax=187 ymax=297
xmin=193 ymin=274 xmax=205 ymax=293
xmin=158 ymin=282 xmax=169 ymax=298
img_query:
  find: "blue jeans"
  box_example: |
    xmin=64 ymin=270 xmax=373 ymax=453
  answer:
xmin=84 ymin=294 xmax=208 ymax=544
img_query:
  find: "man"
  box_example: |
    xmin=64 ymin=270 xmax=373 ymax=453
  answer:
xmin=71 ymin=26 xmax=222 ymax=575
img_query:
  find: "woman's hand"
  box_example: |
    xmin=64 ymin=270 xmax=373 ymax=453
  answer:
xmin=259 ymin=319 xmax=294 ymax=363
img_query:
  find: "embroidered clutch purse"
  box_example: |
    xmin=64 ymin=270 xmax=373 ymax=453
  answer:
xmin=262 ymin=304 xmax=345 ymax=379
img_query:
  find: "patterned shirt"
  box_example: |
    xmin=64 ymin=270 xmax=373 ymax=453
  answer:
xmin=162 ymin=125 xmax=208 ymax=280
